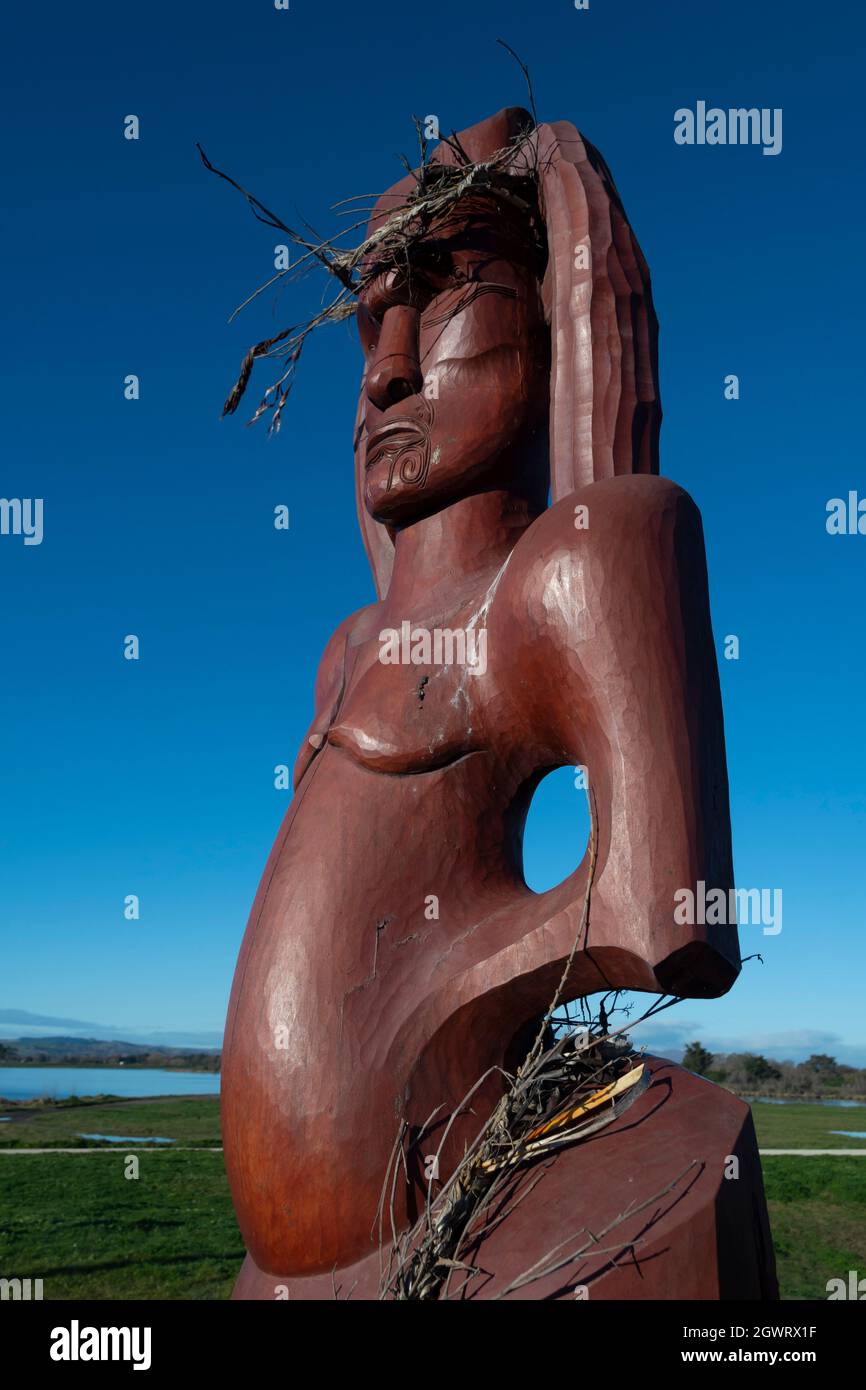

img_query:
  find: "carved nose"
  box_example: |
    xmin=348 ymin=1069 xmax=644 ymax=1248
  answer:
xmin=366 ymin=305 xmax=423 ymax=410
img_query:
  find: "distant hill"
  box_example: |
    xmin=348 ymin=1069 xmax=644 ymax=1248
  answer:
xmin=0 ymin=1036 xmax=220 ymax=1071
xmin=0 ymin=1010 xmax=223 ymax=1050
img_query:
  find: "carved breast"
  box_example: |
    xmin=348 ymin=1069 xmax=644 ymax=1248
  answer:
xmin=327 ymin=640 xmax=488 ymax=774
xmin=323 ymin=587 xmax=503 ymax=776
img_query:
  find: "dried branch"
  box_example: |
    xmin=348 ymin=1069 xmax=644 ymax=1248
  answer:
xmin=199 ymin=54 xmax=545 ymax=431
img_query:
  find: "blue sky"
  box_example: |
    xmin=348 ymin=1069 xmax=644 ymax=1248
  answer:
xmin=2 ymin=0 xmax=864 ymax=1064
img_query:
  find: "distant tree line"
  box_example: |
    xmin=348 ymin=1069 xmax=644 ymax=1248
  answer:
xmin=681 ymin=1042 xmax=865 ymax=1098
xmin=0 ymin=1039 xmax=220 ymax=1072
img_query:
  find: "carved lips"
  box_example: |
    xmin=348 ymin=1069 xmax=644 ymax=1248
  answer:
xmin=365 ymin=413 xmax=432 ymax=491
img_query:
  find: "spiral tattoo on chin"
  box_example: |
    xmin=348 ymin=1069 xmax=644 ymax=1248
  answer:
xmin=381 ymin=396 xmax=435 ymax=492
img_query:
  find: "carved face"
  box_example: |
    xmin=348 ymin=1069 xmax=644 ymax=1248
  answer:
xmin=356 ymin=197 xmax=550 ymax=526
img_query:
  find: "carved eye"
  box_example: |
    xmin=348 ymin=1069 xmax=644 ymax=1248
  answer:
xmin=413 ymin=243 xmax=452 ymax=289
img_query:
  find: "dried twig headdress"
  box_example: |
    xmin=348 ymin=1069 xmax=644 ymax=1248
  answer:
xmin=201 ymin=73 xmax=661 ymax=596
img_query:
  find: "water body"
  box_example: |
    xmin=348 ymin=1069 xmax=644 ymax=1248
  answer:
xmin=78 ymin=1134 xmax=176 ymax=1144
xmin=747 ymin=1097 xmax=864 ymax=1108
xmin=830 ymin=1130 xmax=866 ymax=1139
xmin=0 ymin=1067 xmax=220 ymax=1102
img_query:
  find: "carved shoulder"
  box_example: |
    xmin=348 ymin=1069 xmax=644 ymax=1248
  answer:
xmin=495 ymin=475 xmax=701 ymax=759
xmin=505 ymin=475 xmax=698 ymax=636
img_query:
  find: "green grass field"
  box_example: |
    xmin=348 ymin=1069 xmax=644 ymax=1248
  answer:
xmin=0 ymin=1097 xmax=863 ymax=1299
xmin=0 ymin=1096 xmax=222 ymax=1149
xmin=762 ymin=1157 xmax=866 ymax=1299
xmin=750 ymin=1100 xmax=866 ymax=1150
xmin=0 ymin=1151 xmax=243 ymax=1298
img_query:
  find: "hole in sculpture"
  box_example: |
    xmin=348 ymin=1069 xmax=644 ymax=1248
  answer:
xmin=522 ymin=765 xmax=591 ymax=894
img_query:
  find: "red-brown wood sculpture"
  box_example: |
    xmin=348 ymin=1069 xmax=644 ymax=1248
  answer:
xmin=222 ymin=109 xmax=777 ymax=1300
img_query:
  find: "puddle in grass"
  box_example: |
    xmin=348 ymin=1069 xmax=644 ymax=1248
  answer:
xmin=77 ymin=1134 xmax=176 ymax=1144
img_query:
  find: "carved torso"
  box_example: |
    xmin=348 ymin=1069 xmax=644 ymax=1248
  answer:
xmin=221 ymin=482 xmax=738 ymax=1279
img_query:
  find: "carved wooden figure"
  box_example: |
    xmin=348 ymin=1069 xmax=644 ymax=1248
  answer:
xmin=221 ymin=109 xmax=777 ymax=1300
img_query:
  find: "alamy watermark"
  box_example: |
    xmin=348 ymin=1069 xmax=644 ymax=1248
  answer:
xmin=826 ymin=1270 xmax=866 ymax=1299
xmin=49 ymin=1320 xmax=151 ymax=1370
xmin=378 ymin=621 xmax=488 ymax=676
xmin=826 ymin=491 xmax=866 ymax=535
xmin=674 ymin=881 xmax=782 ymax=936
xmin=1 ymin=1276 xmax=43 ymax=1300
xmin=675 ymin=102 xmax=782 ymax=157
xmin=0 ymin=497 xmax=43 ymax=545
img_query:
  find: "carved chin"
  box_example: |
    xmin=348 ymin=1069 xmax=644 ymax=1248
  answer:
xmin=365 ymin=442 xmax=438 ymax=521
